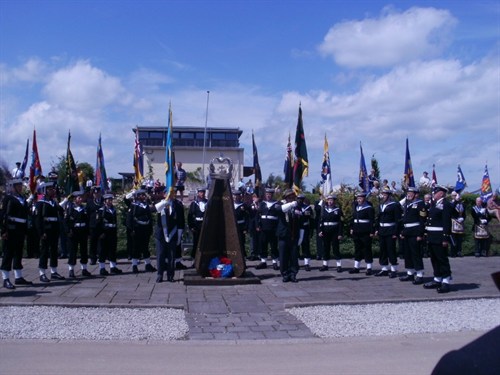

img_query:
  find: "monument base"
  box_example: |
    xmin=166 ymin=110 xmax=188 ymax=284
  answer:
xmin=183 ymin=269 xmax=261 ymax=286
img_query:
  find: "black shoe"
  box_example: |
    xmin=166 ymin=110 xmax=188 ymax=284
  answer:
xmin=145 ymin=264 xmax=157 ymax=272
xmin=319 ymin=265 xmax=329 ymax=272
xmin=437 ymin=283 xmax=450 ymax=293
xmin=68 ymin=270 xmax=76 ymax=279
xmin=457 ymin=252 xmax=463 ymax=258
xmin=349 ymin=268 xmax=360 ymax=274
xmin=282 ymin=275 xmax=290 ymax=283
xmin=290 ymin=275 xmax=298 ymax=283
xmin=399 ymin=274 xmax=414 ymax=282
xmin=366 ymin=269 xmax=373 ymax=276
xmin=375 ymin=270 xmax=389 ymax=277
xmin=246 ymin=255 xmax=260 ymax=261
xmin=100 ymin=268 xmax=109 ymax=276
xmin=475 ymin=253 xmax=480 ymax=257
xmin=110 ymin=267 xmax=122 ymax=274
xmin=389 ymin=271 xmax=398 ymax=279
xmin=58 ymin=255 xmax=68 ymax=259
xmin=167 ymin=276 xmax=175 ymax=282
xmin=272 ymin=263 xmax=279 ymax=271
xmin=255 ymin=262 xmax=267 ymax=270
xmin=90 ymin=259 xmax=97 ymax=265
xmin=132 ymin=265 xmax=139 ymax=274
xmin=412 ymin=276 xmax=424 ymax=285
xmin=82 ymin=269 xmax=92 ymax=277
xmin=336 ymin=266 xmax=343 ymax=273
xmin=175 ymin=262 xmax=188 ymax=270
xmin=51 ymin=272 xmax=65 ymax=280
xmin=15 ymin=277 xmax=33 ymax=285
xmin=423 ymin=280 xmax=441 ymax=289
xmin=39 ymin=274 xmax=50 ymax=283
xmin=156 ymin=275 xmax=163 ymax=283
xmin=304 ymin=264 xmax=311 ymax=272
xmin=3 ymin=279 xmax=15 ymax=290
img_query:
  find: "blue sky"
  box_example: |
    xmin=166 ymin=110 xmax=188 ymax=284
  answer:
xmin=1 ymin=0 xmax=499 ymax=192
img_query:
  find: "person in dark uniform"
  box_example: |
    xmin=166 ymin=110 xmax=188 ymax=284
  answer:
xmin=86 ymin=186 xmax=104 ymax=265
xmin=256 ymin=188 xmax=280 ymax=270
xmin=154 ymin=194 xmax=185 ymax=282
xmin=349 ymin=192 xmax=375 ymax=274
xmin=399 ymin=187 xmax=427 ymax=284
xmin=470 ymin=197 xmax=491 ymax=257
xmin=317 ymin=194 xmax=344 ymax=272
xmin=126 ymin=189 xmax=156 ymax=273
xmin=246 ymin=193 xmax=261 ymax=261
xmin=296 ymin=194 xmax=314 ymax=271
xmin=423 ymin=185 xmax=453 ymax=293
xmin=1 ymin=179 xmax=31 ymax=289
xmin=375 ymin=186 xmax=402 ymax=278
xmin=25 ymin=197 xmax=40 ymax=259
xmin=449 ymin=191 xmax=466 ymax=257
xmin=277 ymin=189 xmax=299 ymax=282
xmin=65 ymin=191 xmax=91 ymax=278
xmin=187 ymin=188 xmax=207 ymax=260
xmin=233 ymin=190 xmax=249 ymax=257
xmin=314 ymin=191 xmax=325 ymax=261
xmin=35 ymin=182 xmax=65 ymax=282
xmin=96 ymin=194 xmax=122 ymax=275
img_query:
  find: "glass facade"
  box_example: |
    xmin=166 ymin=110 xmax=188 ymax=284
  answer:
xmin=138 ymin=128 xmax=240 ymax=148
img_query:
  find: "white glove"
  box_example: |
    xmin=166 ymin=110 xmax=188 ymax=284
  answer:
xmin=458 ymin=218 xmax=464 ymax=223
xmin=155 ymin=200 xmax=168 ymax=212
xmin=481 ymin=219 xmax=487 ymax=224
xmin=125 ymin=190 xmax=135 ymax=200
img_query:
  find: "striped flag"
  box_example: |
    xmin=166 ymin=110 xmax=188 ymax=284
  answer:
xmin=292 ymin=105 xmax=308 ymax=194
xmin=165 ymin=103 xmax=175 ymax=200
xmin=321 ymin=134 xmax=332 ymax=197
xmin=29 ymin=128 xmax=42 ymax=194
xmin=94 ymin=134 xmax=108 ymax=192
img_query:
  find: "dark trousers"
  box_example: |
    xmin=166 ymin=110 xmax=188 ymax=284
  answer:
xmin=403 ymin=236 xmax=424 ymax=271
xmin=98 ymin=230 xmax=117 ymax=263
xmin=249 ymin=230 xmax=260 ymax=258
xmin=157 ymin=238 xmax=176 ymax=279
xmin=322 ymin=232 xmax=340 ymax=260
xmin=352 ymin=233 xmax=373 ymax=263
xmin=260 ymin=230 xmax=278 ymax=260
xmin=450 ymin=234 xmax=463 ymax=256
xmin=1 ymin=229 xmax=26 ymax=271
xmin=298 ymin=228 xmax=311 ymax=259
xmin=474 ymin=238 xmax=491 ymax=256
xmin=131 ymin=227 xmax=151 ymax=259
xmin=428 ymin=241 xmax=451 ymax=279
xmin=379 ymin=235 xmax=398 ymax=266
xmin=89 ymin=228 xmax=100 ymax=262
xmin=39 ymin=230 xmax=59 ymax=269
xmin=278 ymin=237 xmax=299 ymax=278
xmin=68 ymin=230 xmax=89 ymax=266
xmin=26 ymin=226 xmax=40 ymax=258
xmin=316 ymin=231 xmax=324 ymax=259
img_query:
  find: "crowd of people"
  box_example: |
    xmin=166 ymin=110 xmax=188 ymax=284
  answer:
xmin=1 ymin=160 xmax=498 ymax=292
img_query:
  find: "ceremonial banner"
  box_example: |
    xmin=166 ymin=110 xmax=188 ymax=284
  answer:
xmin=165 ymin=103 xmax=175 ymax=200
xmin=252 ymin=131 xmax=262 ymax=196
xmin=454 ymin=165 xmax=467 ymax=193
xmin=283 ymin=132 xmax=293 ymax=189
xmin=20 ymin=138 xmax=29 ymax=178
xmin=403 ymin=138 xmax=415 ymax=188
xmin=358 ymin=142 xmax=369 ymax=194
xmin=65 ymin=131 xmax=80 ymax=195
xmin=321 ymin=134 xmax=332 ymax=196
xmin=133 ymin=127 xmax=144 ymax=188
xmin=95 ymin=133 xmax=108 ymax=192
xmin=29 ymin=129 xmax=42 ymax=195
xmin=292 ymin=105 xmax=308 ymax=194
xmin=480 ymin=164 xmax=492 ymax=202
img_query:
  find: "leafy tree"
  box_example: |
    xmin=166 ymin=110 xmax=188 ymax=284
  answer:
xmin=371 ymin=154 xmax=380 ymax=180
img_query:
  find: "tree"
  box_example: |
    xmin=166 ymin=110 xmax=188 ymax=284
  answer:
xmin=371 ymin=154 xmax=380 ymax=180
xmin=54 ymin=155 xmax=94 ymax=188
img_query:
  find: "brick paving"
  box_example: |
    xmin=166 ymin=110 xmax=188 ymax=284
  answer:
xmin=1 ymin=256 xmax=499 ymax=340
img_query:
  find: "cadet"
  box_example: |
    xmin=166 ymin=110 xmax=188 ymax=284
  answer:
xmin=35 ymin=182 xmax=65 ymax=282
xmin=86 ymin=186 xmax=104 ymax=265
xmin=424 ymin=185 xmax=453 ymax=293
xmin=256 ymin=188 xmax=280 ymax=270
xmin=187 ymin=188 xmax=207 ymax=259
xmin=96 ymin=194 xmax=122 ymax=275
xmin=277 ymin=189 xmax=299 ymax=282
xmin=317 ymin=194 xmax=344 ymax=272
xmin=296 ymin=194 xmax=314 ymax=271
xmin=1 ymin=179 xmax=31 ymax=289
xmin=127 ymin=189 xmax=156 ymax=273
xmin=349 ymin=192 xmax=375 ymax=274
xmin=375 ymin=186 xmax=402 ymax=278
xmin=233 ymin=190 xmax=249 ymax=256
xmin=65 ymin=191 xmax=92 ymax=278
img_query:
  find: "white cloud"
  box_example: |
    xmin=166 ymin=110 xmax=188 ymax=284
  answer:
xmin=318 ymin=7 xmax=457 ymax=68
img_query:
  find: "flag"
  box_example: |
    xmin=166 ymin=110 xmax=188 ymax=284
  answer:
xmin=481 ymin=164 xmax=493 ymax=202
xmin=252 ymin=131 xmax=262 ymax=196
xmin=403 ymin=138 xmax=415 ymax=188
xmin=292 ymin=105 xmax=308 ymax=194
xmin=164 ymin=103 xmax=175 ymax=200
xmin=94 ymin=133 xmax=108 ymax=192
xmin=283 ymin=132 xmax=293 ymax=188
xmin=431 ymin=164 xmax=438 ymax=187
xmin=64 ymin=131 xmax=79 ymax=195
xmin=358 ymin=142 xmax=369 ymax=194
xmin=321 ymin=133 xmax=332 ymax=196
xmin=20 ymin=138 xmax=29 ymax=178
xmin=454 ymin=165 xmax=467 ymax=193
xmin=133 ymin=127 xmax=144 ymax=188
xmin=29 ymin=129 xmax=42 ymax=194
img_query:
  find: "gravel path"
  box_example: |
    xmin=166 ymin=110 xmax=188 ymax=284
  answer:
xmin=0 ymin=306 xmax=189 ymax=341
xmin=287 ymin=298 xmax=500 ymax=338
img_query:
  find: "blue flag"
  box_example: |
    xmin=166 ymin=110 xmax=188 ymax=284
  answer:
xmin=358 ymin=142 xmax=369 ymax=194
xmin=165 ymin=103 xmax=175 ymax=200
xmin=403 ymin=138 xmax=415 ymax=188
xmin=454 ymin=165 xmax=466 ymax=193
xmin=481 ymin=164 xmax=493 ymax=202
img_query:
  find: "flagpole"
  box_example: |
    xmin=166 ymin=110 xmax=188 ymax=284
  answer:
xmin=202 ymin=90 xmax=210 ymax=184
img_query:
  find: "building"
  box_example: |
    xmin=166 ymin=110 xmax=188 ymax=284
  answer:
xmin=136 ymin=126 xmax=246 ymax=188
